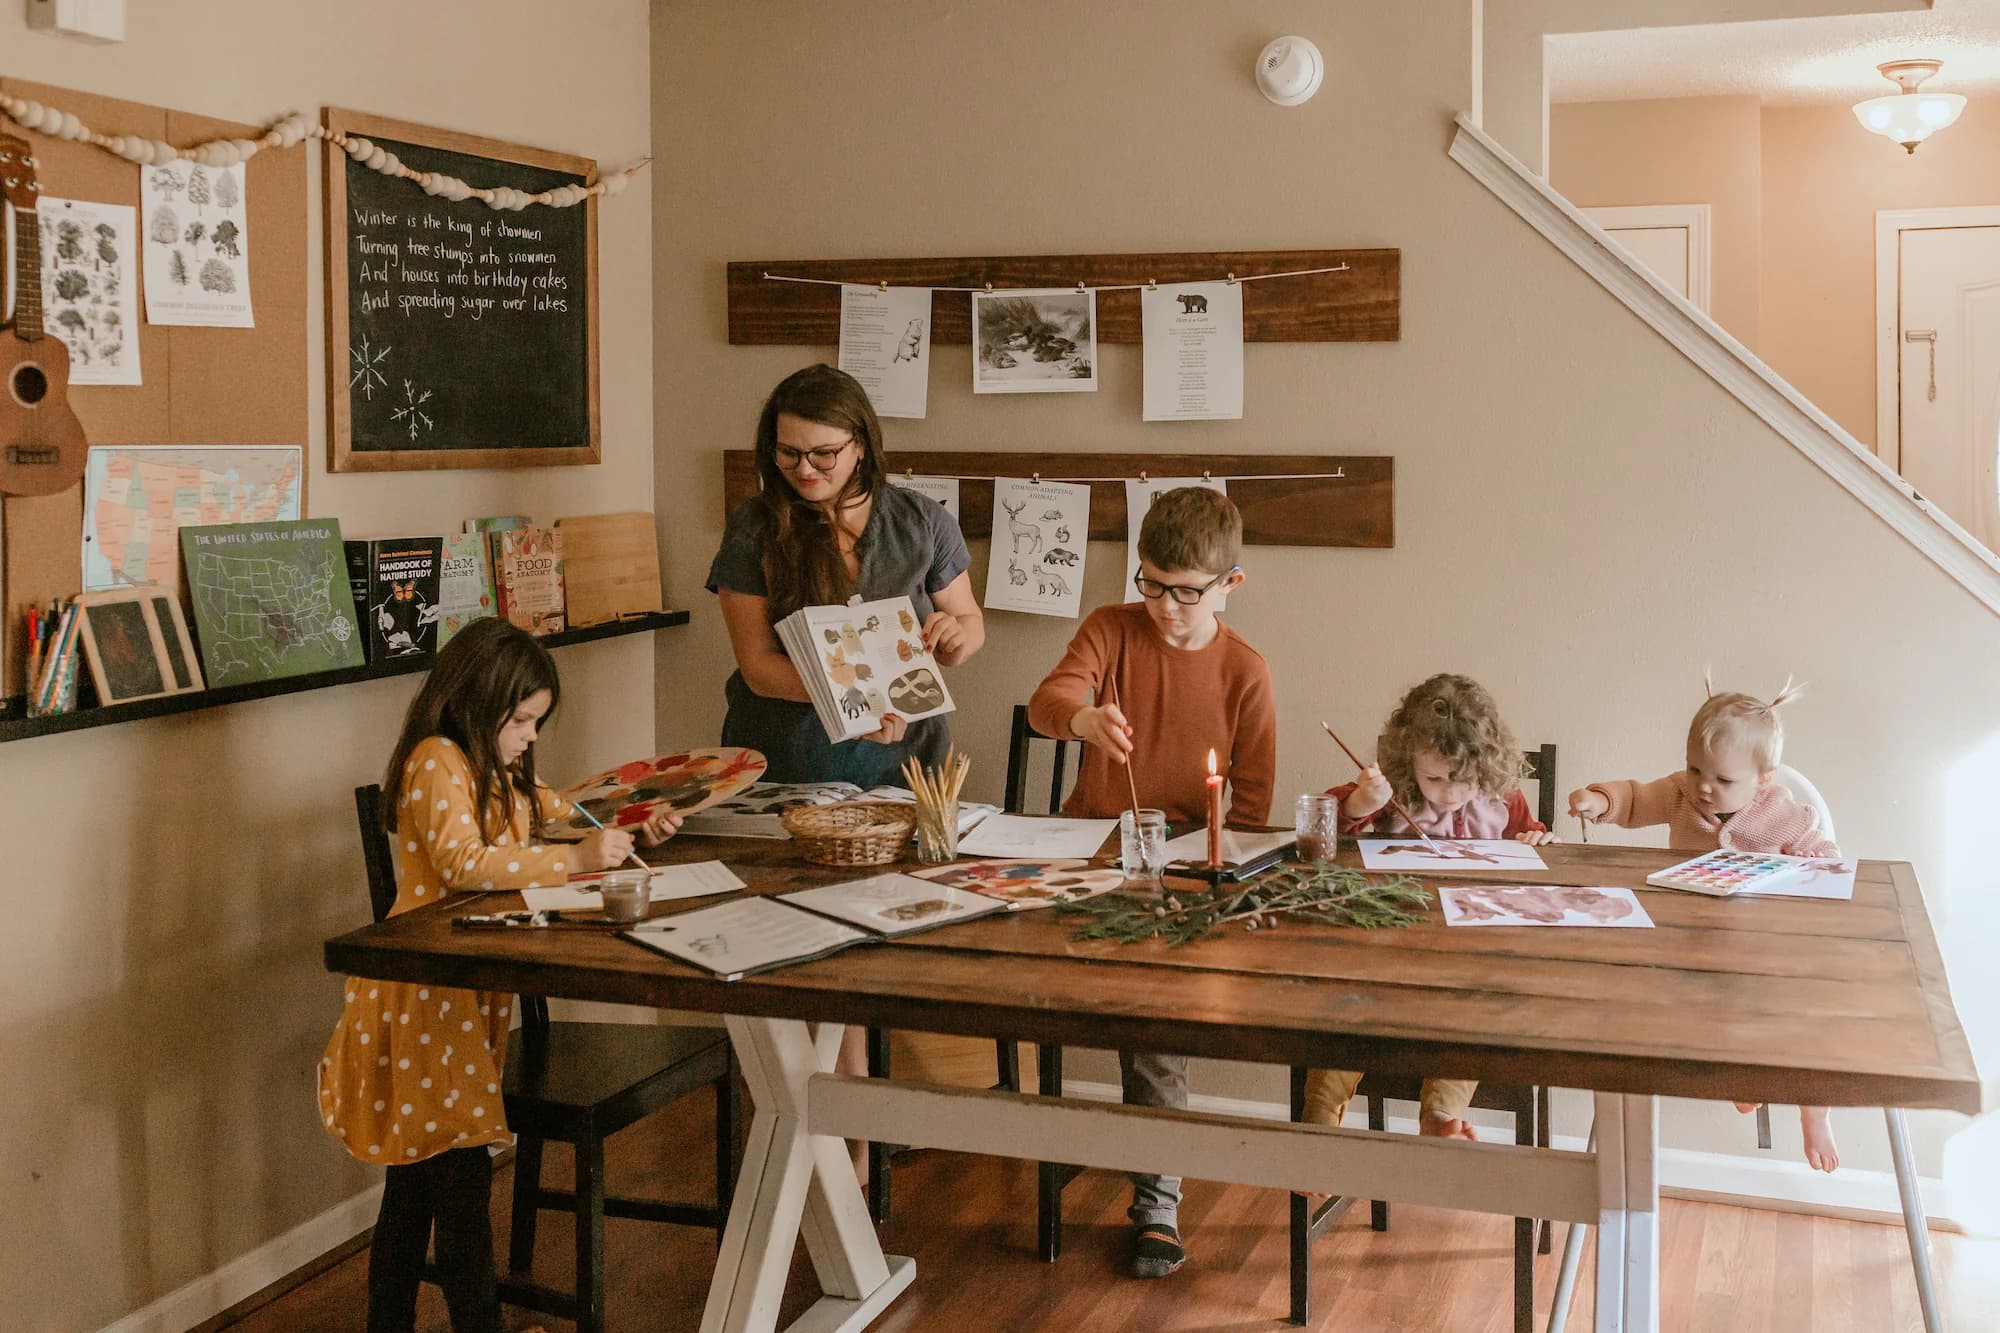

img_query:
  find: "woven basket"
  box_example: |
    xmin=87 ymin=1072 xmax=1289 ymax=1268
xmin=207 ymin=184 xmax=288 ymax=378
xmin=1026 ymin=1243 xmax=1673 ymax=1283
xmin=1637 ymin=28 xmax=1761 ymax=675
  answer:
xmin=781 ymin=800 xmax=918 ymax=867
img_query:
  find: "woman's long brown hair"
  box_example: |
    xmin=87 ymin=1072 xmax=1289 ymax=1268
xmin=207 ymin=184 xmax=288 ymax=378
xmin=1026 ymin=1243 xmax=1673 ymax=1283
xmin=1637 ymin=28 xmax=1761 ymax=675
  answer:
xmin=752 ymin=364 xmax=889 ymax=621
xmin=381 ymin=617 xmax=560 ymax=842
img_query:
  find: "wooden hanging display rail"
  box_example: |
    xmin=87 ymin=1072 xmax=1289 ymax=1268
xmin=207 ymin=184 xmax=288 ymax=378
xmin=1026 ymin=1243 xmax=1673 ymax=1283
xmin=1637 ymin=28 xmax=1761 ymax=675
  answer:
xmin=726 ymin=249 xmax=1399 ymax=345
xmin=722 ymin=453 xmax=1391 ymax=549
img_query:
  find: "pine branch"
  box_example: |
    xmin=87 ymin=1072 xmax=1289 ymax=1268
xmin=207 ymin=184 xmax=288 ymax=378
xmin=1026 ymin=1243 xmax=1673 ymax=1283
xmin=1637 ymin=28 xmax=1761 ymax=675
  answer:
xmin=1058 ymin=863 xmax=1430 ymax=946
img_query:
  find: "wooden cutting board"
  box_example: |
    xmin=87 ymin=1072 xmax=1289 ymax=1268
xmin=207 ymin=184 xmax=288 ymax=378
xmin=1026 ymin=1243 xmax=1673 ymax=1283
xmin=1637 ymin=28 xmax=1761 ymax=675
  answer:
xmin=555 ymin=511 xmax=662 ymax=626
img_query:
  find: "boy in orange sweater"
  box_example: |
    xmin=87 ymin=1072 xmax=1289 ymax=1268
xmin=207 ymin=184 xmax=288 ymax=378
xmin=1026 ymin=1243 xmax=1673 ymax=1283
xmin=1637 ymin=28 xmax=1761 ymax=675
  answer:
xmin=1028 ymin=486 xmax=1277 ymax=1277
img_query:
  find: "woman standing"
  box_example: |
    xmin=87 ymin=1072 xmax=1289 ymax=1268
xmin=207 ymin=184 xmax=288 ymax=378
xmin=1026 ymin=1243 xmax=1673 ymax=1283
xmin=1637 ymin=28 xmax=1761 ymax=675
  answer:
xmin=708 ymin=364 xmax=984 ymax=783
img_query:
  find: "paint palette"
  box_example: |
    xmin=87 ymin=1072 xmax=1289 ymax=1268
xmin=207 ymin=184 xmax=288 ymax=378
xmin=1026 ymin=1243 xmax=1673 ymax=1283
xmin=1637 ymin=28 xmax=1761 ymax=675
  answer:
xmin=553 ymin=747 xmax=768 ymax=837
xmin=1643 ymin=849 xmax=1814 ymax=897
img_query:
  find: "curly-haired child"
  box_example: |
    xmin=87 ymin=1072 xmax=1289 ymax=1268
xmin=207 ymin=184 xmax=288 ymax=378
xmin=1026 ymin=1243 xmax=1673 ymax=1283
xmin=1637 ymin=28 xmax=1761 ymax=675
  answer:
xmin=1303 ymin=673 xmax=1554 ymax=1141
xmin=1569 ymin=679 xmax=1841 ymax=1171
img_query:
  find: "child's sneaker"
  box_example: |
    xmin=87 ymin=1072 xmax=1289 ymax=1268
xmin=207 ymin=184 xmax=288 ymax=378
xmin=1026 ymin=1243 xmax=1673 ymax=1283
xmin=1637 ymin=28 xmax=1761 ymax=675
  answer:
xmin=1130 ymin=1222 xmax=1186 ymax=1278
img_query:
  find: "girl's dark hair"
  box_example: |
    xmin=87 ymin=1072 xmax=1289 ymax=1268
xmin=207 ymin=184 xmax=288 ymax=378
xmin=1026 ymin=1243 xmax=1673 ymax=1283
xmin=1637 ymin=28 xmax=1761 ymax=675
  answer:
xmin=381 ymin=617 xmax=560 ymax=842
xmin=752 ymin=364 xmax=888 ymax=620
xmin=1378 ymin=673 xmax=1525 ymax=813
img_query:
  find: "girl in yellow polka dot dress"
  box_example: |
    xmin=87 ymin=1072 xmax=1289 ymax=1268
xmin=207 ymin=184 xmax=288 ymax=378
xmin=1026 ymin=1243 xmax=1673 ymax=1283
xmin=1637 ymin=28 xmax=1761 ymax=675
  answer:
xmin=318 ymin=618 xmax=681 ymax=1332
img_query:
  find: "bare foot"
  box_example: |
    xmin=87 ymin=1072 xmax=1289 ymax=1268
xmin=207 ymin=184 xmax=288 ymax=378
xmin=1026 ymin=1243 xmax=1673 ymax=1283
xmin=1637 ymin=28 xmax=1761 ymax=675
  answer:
xmin=1420 ymin=1111 xmax=1478 ymax=1141
xmin=1801 ymin=1106 xmax=1839 ymax=1173
xmin=1734 ymin=1101 xmax=1761 ymax=1114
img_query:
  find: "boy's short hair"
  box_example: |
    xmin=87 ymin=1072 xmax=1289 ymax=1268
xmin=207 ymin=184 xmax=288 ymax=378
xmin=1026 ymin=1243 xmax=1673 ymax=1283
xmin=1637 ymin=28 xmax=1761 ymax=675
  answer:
xmin=1136 ymin=487 xmax=1242 ymax=575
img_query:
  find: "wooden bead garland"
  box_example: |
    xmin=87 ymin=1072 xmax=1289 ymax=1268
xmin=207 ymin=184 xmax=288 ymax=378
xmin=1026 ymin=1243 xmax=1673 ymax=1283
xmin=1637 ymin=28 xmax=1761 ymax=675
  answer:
xmin=0 ymin=95 xmax=645 ymax=210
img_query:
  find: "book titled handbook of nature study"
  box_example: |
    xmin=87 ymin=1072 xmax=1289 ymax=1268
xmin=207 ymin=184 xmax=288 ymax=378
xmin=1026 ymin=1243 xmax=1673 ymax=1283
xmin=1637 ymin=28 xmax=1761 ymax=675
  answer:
xmin=345 ymin=536 xmax=443 ymax=660
xmin=774 ymin=595 xmax=955 ymax=743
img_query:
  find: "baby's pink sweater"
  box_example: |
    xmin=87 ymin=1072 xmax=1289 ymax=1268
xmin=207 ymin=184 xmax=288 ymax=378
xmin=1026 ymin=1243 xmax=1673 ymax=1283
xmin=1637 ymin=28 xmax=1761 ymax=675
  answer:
xmin=1587 ymin=772 xmax=1837 ymax=856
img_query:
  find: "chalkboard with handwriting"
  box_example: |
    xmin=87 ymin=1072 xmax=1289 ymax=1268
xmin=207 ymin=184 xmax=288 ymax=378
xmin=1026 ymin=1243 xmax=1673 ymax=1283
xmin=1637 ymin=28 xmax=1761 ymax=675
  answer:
xmin=324 ymin=108 xmax=600 ymax=472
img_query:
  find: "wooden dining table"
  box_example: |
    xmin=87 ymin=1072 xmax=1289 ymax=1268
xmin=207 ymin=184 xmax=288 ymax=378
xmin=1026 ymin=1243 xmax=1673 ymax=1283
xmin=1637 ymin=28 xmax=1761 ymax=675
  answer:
xmin=323 ymin=834 xmax=1982 ymax=1333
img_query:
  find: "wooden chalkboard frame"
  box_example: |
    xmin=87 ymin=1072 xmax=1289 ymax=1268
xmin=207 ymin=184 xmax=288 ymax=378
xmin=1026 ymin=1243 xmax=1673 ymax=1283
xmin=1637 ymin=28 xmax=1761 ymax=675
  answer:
xmin=323 ymin=107 xmax=601 ymax=473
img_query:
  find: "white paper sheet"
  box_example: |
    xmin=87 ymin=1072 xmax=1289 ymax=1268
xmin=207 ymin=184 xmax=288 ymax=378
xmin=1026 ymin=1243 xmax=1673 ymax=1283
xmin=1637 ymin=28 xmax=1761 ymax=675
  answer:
xmin=957 ymin=814 xmax=1120 ymax=860
xmin=1161 ymin=826 xmax=1294 ymax=867
xmin=1439 ymin=884 xmax=1654 ymax=928
xmin=1356 ymin=838 xmax=1549 ymax=872
xmin=519 ymin=861 xmax=745 ymax=912
xmin=839 ymin=283 xmax=932 ymax=418
xmin=625 ymin=896 xmax=869 ymax=980
xmin=1142 ymin=281 xmax=1242 ymax=421
xmin=1123 ymin=476 xmax=1229 ymax=601
xmin=779 ymin=873 xmax=1006 ymax=936
xmin=889 ymin=474 xmax=960 ymax=520
xmin=140 ymin=160 xmax=252 ymax=327
xmin=1736 ymin=857 xmax=1857 ymax=901
xmin=38 ymin=197 xmax=141 ymax=385
xmin=972 ymin=288 xmax=1097 ymax=393
xmin=984 ymin=477 xmax=1089 ymax=618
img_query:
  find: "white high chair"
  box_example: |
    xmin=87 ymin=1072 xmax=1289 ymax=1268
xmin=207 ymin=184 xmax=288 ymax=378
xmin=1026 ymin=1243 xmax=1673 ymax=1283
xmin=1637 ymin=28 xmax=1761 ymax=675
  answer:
xmin=1545 ymin=768 xmax=1945 ymax=1333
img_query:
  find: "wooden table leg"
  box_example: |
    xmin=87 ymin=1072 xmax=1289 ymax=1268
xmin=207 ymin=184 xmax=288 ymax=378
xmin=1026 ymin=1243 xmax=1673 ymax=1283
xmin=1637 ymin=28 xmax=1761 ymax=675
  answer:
xmin=700 ymin=1016 xmax=914 ymax=1333
xmin=1592 ymin=1092 xmax=1659 ymax=1333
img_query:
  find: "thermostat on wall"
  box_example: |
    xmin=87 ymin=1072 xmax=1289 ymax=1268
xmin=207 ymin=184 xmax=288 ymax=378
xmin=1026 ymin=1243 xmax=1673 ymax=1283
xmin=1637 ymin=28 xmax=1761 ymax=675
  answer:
xmin=26 ymin=0 xmax=126 ymax=43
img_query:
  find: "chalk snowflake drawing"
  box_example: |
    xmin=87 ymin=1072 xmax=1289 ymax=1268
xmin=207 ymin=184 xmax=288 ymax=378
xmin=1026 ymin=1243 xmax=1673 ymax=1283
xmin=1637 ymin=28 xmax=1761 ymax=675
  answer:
xmin=392 ymin=378 xmax=436 ymax=440
xmin=349 ymin=336 xmax=391 ymax=400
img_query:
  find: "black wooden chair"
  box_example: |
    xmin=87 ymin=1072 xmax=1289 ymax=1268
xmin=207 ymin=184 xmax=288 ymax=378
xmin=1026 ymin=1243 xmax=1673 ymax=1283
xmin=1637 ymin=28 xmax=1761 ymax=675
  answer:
xmin=353 ymin=785 xmax=738 ymax=1333
xmin=863 ymin=705 xmax=1076 ymax=1225
xmin=1284 ymin=745 xmax=1561 ymax=1329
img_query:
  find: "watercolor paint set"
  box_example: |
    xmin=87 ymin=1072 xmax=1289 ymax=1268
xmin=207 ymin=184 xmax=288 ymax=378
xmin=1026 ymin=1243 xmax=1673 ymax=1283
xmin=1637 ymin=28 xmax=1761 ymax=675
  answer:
xmin=1644 ymin=848 xmax=1816 ymax=897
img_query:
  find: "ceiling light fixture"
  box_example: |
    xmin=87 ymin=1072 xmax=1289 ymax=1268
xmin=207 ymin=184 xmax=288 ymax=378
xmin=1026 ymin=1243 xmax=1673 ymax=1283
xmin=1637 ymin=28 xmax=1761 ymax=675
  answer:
xmin=1852 ymin=59 xmax=1965 ymax=154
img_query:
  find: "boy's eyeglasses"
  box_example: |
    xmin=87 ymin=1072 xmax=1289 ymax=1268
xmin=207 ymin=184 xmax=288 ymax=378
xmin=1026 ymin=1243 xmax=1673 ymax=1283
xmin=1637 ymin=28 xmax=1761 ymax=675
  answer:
xmin=773 ymin=440 xmax=854 ymax=472
xmin=1132 ymin=567 xmax=1238 ymax=605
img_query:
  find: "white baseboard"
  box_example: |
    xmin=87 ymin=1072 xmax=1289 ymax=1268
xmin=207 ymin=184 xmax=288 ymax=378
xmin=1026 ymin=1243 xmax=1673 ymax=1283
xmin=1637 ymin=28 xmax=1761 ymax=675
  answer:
xmin=99 ymin=1183 xmax=382 ymax=1333
xmin=1061 ymin=1079 xmax=1956 ymax=1231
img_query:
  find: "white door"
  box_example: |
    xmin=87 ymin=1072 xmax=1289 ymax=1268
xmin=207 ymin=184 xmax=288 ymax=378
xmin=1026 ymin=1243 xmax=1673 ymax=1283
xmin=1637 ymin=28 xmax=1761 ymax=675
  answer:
xmin=1892 ymin=224 xmax=2000 ymax=550
xmin=1584 ymin=205 xmax=1711 ymax=312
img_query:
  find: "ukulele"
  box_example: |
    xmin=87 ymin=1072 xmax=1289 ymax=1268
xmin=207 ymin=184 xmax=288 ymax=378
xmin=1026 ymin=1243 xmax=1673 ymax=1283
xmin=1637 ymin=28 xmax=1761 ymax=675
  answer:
xmin=1 ymin=133 xmax=88 ymax=496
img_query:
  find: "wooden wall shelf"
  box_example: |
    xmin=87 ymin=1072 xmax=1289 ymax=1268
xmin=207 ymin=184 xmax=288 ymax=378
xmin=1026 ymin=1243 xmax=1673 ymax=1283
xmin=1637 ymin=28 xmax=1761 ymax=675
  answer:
xmin=0 ymin=611 xmax=689 ymax=745
xmin=723 ymin=452 xmax=1392 ymax=550
xmin=727 ymin=249 xmax=1399 ymax=345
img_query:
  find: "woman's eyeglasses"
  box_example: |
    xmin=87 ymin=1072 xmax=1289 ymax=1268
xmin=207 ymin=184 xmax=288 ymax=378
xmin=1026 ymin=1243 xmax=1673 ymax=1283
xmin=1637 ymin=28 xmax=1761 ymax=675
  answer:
xmin=773 ymin=440 xmax=854 ymax=472
xmin=1132 ymin=567 xmax=1238 ymax=605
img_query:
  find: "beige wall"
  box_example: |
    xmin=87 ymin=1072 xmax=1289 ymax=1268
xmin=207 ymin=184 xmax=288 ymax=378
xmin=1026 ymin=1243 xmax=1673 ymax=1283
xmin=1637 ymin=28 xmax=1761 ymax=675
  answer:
xmin=656 ymin=0 xmax=1993 ymax=1200
xmin=1553 ymin=95 xmax=2000 ymax=451
xmin=1551 ymin=95 xmax=1764 ymax=348
xmin=0 ymin=1 xmax=656 ymax=1326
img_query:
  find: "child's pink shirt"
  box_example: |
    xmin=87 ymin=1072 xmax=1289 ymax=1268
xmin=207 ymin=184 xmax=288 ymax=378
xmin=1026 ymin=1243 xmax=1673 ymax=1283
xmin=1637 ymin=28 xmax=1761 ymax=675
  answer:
xmin=1586 ymin=772 xmax=1837 ymax=856
xmin=1326 ymin=782 xmax=1545 ymax=840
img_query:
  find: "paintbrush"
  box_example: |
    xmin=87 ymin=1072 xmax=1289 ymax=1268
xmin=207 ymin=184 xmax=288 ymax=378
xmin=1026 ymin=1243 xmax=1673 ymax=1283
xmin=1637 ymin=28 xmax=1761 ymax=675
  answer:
xmin=565 ymin=799 xmax=654 ymax=873
xmin=1103 ymin=676 xmax=1144 ymax=818
xmin=1318 ymin=720 xmax=1445 ymax=855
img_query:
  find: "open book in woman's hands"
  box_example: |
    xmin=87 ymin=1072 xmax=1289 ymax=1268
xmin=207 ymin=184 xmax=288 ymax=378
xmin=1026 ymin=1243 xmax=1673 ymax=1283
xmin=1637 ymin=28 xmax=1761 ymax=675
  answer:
xmin=774 ymin=595 xmax=956 ymax=742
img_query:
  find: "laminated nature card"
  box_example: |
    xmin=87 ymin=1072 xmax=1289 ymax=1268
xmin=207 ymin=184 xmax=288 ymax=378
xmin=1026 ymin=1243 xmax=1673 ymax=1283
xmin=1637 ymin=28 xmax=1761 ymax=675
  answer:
xmin=181 ymin=519 xmax=364 ymax=686
xmin=774 ymin=595 xmax=955 ymax=742
xmin=910 ymin=859 xmax=1125 ymax=910
xmin=984 ymin=477 xmax=1088 ymax=619
xmin=972 ymin=288 xmax=1096 ymax=394
xmin=38 ymin=196 xmax=140 ymax=386
xmin=778 ymin=873 xmax=1006 ymax=938
xmin=624 ymin=896 xmax=872 ymax=981
xmin=1141 ymin=280 xmax=1243 ymax=421
xmin=1356 ymin=838 xmax=1549 ymax=872
xmin=140 ymin=158 xmax=253 ymax=328
xmin=838 ymin=283 xmax=932 ymax=419
xmin=957 ymin=814 xmax=1120 ymax=861
xmin=1124 ymin=476 xmax=1228 ymax=602
xmin=1439 ymin=884 xmax=1655 ymax=928
xmin=889 ymin=475 xmax=960 ymax=520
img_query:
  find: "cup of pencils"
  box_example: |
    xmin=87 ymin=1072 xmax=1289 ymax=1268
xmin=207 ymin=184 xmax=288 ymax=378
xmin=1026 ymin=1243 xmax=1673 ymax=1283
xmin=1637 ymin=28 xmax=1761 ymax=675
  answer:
xmin=902 ymin=748 xmax=969 ymax=865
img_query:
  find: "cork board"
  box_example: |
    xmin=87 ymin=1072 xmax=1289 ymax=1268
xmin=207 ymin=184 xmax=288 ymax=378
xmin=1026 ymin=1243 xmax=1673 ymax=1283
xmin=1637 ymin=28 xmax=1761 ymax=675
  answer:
xmin=0 ymin=78 xmax=307 ymax=698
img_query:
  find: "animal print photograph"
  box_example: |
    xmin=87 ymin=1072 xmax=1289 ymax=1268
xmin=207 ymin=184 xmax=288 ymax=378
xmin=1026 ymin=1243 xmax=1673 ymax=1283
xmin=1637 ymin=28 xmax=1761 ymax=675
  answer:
xmin=971 ymin=289 xmax=1098 ymax=394
xmin=983 ymin=477 xmax=1089 ymax=619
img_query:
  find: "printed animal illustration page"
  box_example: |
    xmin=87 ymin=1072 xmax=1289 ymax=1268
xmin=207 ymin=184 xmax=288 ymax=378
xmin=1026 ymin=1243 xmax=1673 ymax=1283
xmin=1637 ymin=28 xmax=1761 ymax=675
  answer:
xmin=839 ymin=283 xmax=932 ymax=419
xmin=983 ymin=477 xmax=1089 ymax=619
xmin=775 ymin=595 xmax=956 ymax=742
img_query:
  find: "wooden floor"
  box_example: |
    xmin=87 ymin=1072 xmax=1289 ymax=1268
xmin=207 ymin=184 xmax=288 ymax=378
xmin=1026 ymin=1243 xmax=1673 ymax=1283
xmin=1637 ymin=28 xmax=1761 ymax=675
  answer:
xmin=232 ymin=1087 xmax=1995 ymax=1332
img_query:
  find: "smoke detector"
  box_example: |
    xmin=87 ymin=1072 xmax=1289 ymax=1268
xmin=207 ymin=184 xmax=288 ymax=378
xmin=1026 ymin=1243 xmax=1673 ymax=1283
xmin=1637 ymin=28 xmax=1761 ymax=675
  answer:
xmin=1255 ymin=36 xmax=1324 ymax=107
